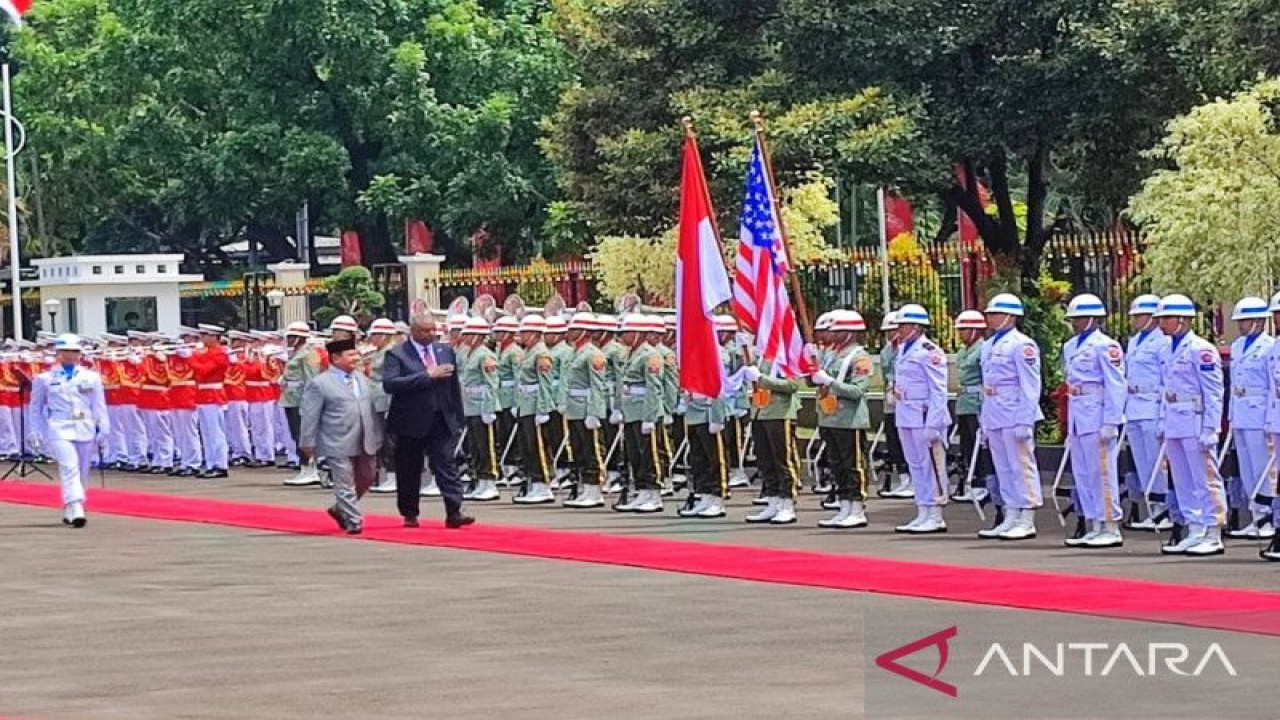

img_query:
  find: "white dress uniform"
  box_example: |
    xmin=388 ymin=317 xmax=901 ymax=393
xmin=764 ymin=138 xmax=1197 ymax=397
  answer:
xmin=1125 ymin=326 xmax=1171 ymax=519
xmin=29 ymin=345 xmax=110 ymax=525
xmin=1159 ymin=328 xmax=1228 ymax=552
xmin=1063 ymin=328 xmax=1127 ymax=525
xmin=979 ymin=327 xmax=1044 ymax=512
xmin=892 ymin=331 xmax=951 ymax=518
xmin=1229 ymin=330 xmax=1275 ymax=529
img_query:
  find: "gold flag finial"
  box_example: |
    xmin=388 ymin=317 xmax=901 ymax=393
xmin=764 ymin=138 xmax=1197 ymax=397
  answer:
xmin=750 ymin=110 xmax=765 ymax=131
xmin=681 ymin=116 xmax=695 ymax=138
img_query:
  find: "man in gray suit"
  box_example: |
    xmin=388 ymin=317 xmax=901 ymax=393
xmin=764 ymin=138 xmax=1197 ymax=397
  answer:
xmin=300 ymin=337 xmax=384 ymax=534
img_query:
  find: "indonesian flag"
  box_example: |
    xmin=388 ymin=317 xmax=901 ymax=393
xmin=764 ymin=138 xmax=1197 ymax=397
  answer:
xmin=882 ymin=190 xmax=915 ymax=245
xmin=2 ymin=0 xmax=31 ymax=25
xmin=675 ymin=134 xmax=731 ymax=397
xmin=956 ymin=164 xmax=992 ymax=247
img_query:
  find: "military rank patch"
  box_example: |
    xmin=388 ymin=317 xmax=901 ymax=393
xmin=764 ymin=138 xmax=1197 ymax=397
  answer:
xmin=1023 ymin=345 xmax=1037 ymax=365
xmin=930 ymin=353 xmax=944 ymax=366
xmin=1107 ymin=346 xmax=1122 ymax=365
xmin=648 ymin=355 xmax=663 ymax=374
xmin=854 ymin=356 xmax=872 ymax=376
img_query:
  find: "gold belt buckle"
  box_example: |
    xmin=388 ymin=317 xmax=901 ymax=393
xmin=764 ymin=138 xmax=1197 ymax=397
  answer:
xmin=982 ymin=386 xmax=996 ymax=397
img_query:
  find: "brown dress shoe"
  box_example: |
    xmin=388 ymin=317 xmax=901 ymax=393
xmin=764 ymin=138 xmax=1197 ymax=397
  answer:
xmin=445 ymin=515 xmax=475 ymax=529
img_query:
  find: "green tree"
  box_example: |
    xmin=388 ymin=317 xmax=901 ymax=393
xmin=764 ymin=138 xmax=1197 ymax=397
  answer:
xmin=314 ymin=266 xmax=386 ymax=328
xmin=1128 ymin=79 xmax=1280 ymax=303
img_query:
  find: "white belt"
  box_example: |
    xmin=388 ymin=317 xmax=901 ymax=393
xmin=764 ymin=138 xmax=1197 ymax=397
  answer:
xmin=500 ymin=380 xmax=516 ymax=388
xmin=142 ymin=384 xmax=166 ymax=391
xmin=1234 ymin=387 xmax=1267 ymax=397
xmin=245 ymin=381 xmax=271 ymax=388
xmin=1128 ymin=383 xmax=1159 ymax=394
xmin=1067 ymin=383 xmax=1103 ymax=396
xmin=982 ymin=385 xmax=1019 ymax=397
xmin=1164 ymin=392 xmax=1203 ymax=411
xmin=197 ymin=383 xmax=224 ymax=391
xmin=626 ymin=385 xmax=647 ymax=397
xmin=568 ymin=389 xmax=590 ymax=399
xmin=961 ymin=385 xmax=982 ymax=394
xmin=520 ymin=383 xmax=539 ymax=395
xmin=285 ymin=380 xmax=303 ymax=388
xmin=464 ymin=386 xmax=487 ymax=397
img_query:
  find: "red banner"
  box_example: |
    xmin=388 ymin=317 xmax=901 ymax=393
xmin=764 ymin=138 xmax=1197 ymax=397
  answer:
xmin=340 ymin=230 xmax=362 ymax=267
xmin=883 ymin=191 xmax=915 ymax=244
xmin=955 ymin=165 xmax=992 ymax=248
xmin=404 ymin=219 xmax=433 ymax=255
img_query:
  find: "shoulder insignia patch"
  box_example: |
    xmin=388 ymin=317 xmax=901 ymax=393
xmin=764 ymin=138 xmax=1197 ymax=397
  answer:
xmin=1200 ymin=350 xmax=1215 ymax=364
xmin=1107 ymin=346 xmax=1122 ymax=365
xmin=1022 ymin=345 xmax=1037 ymax=358
xmin=483 ymin=357 xmax=498 ymax=372
xmin=929 ymin=352 xmax=944 ymax=366
xmin=536 ymin=356 xmax=553 ymax=373
xmin=591 ymin=352 xmax=607 ymax=372
xmin=854 ymin=356 xmax=872 ymax=376
xmin=647 ymin=355 xmax=663 ymax=373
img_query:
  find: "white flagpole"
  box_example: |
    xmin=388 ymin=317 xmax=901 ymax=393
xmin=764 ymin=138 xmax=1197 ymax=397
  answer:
xmin=877 ymin=186 xmax=890 ymax=318
xmin=3 ymin=62 xmax=21 ymax=340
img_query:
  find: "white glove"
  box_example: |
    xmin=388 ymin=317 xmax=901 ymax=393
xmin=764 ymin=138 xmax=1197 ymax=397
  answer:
xmin=708 ymin=422 xmax=724 ymax=435
xmin=735 ymin=331 xmax=751 ymax=348
xmin=924 ymin=428 xmax=944 ymax=446
xmin=510 ymin=407 xmax=519 ymax=417
xmin=1013 ymin=425 xmax=1034 ymax=442
xmin=176 ymin=347 xmax=192 ymax=358
xmin=811 ymin=369 xmax=834 ymax=386
xmin=1199 ymin=430 xmax=1218 ymax=450
xmin=228 ymin=354 xmax=240 ymax=364
xmin=535 ymin=414 xmax=550 ymax=426
xmin=742 ymin=366 xmax=762 ymax=382
xmin=609 ymin=410 xmax=623 ymax=425
xmin=978 ymin=431 xmax=988 ymax=448
xmin=733 ymin=408 xmax=748 ymax=418
xmin=663 ymin=416 xmax=674 ymax=426
xmin=482 ymin=413 xmax=496 ymax=425
xmin=1100 ymin=424 xmax=1119 ymax=441
xmin=585 ymin=416 xmax=601 ymax=431
xmin=26 ymin=436 xmax=41 ymax=453
xmin=641 ymin=421 xmax=655 ymax=435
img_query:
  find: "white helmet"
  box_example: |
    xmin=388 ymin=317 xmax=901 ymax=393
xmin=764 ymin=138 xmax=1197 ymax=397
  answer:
xmin=568 ymin=312 xmax=596 ymax=331
xmin=955 ymin=310 xmax=987 ymax=330
xmin=813 ymin=312 xmax=834 ymax=332
xmin=1153 ymin=294 xmax=1196 ymax=318
xmin=462 ymin=317 xmax=491 ymax=336
xmin=1232 ymin=296 xmax=1269 ymax=321
xmin=828 ymin=310 xmax=867 ymax=332
xmin=880 ymin=311 xmax=899 ymax=331
xmin=368 ymin=318 xmax=397 ymax=335
xmin=1065 ymin=293 xmax=1107 ymax=319
xmin=1128 ymin=294 xmax=1160 ymax=316
xmin=984 ymin=293 xmax=1025 ymax=317
xmin=519 ymin=314 xmax=547 ymax=333
xmin=54 ymin=333 xmax=83 ymax=352
xmin=329 ymin=315 xmax=359 ymax=334
xmin=896 ymin=304 xmax=930 ymax=326
xmin=545 ymin=316 xmax=568 ymax=334
xmin=1270 ymin=292 xmax=1280 ymax=314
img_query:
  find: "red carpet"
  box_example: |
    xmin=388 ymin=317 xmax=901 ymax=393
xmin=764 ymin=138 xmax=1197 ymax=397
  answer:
xmin=3 ymin=480 xmax=1280 ymax=636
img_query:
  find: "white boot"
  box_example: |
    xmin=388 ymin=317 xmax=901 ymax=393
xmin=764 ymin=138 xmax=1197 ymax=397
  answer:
xmin=1065 ymin=519 xmax=1098 ymax=547
xmin=977 ymin=507 xmax=1015 ymax=539
xmin=1184 ymin=525 xmax=1225 ymax=556
xmin=631 ymin=489 xmax=664 ymax=513
xmin=370 ymin=470 xmax=397 ymax=494
xmin=997 ymin=508 xmax=1038 ymax=540
xmin=283 ymin=460 xmax=321 ymax=486
xmin=63 ymin=501 xmax=86 ymax=528
xmin=677 ymin=494 xmax=711 ymax=517
xmin=1162 ymin=523 xmax=1204 ymax=555
xmin=884 ymin=473 xmax=915 ymax=499
xmin=1083 ymin=521 xmax=1124 ymax=548
xmin=728 ymin=469 xmax=750 ymax=488
xmin=907 ymin=506 xmax=947 ymax=534
xmin=818 ymin=500 xmax=851 ymax=528
xmin=564 ymin=484 xmax=605 ymax=508
xmin=695 ymin=495 xmax=727 ymax=518
xmin=745 ymin=497 xmax=781 ymax=523
xmin=513 ymin=482 xmax=555 ymax=504
xmin=468 ymin=479 xmax=501 ymax=502
xmin=895 ymin=505 xmax=929 ymax=533
xmin=1129 ymin=501 xmax=1163 ymax=531
xmin=770 ymin=498 xmax=798 ymax=525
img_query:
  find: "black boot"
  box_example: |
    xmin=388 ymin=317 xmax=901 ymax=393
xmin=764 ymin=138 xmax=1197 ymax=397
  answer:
xmin=1072 ymin=516 xmax=1088 ymax=540
xmin=1261 ymin=535 xmax=1280 ymax=561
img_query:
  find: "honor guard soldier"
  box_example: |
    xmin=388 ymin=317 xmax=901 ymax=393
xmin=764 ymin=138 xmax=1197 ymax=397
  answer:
xmin=223 ymin=332 xmax=254 ymax=466
xmin=493 ymin=316 xmax=524 ymax=482
xmin=714 ymin=316 xmax=751 ymax=488
xmin=191 ymin=324 xmax=231 ymax=478
xmin=513 ymin=314 xmax=557 ymax=504
xmin=561 ymin=313 xmax=610 ymax=508
xmin=1261 ymin=292 xmax=1280 ymax=560
xmin=601 ymin=315 xmax=630 ymax=489
xmin=952 ymin=311 xmax=997 ymax=510
xmin=1123 ymin=294 xmax=1174 ymax=531
xmin=1153 ymin=294 xmax=1228 ymax=556
xmin=140 ymin=337 xmax=175 ymax=474
xmin=878 ymin=312 xmax=912 ymax=498
xmin=740 ymin=349 xmax=805 ymax=526
xmin=655 ymin=316 xmax=681 ymax=491
xmin=1061 ymin=294 xmax=1128 ymax=549
xmin=365 ymin=318 xmax=400 ymax=493
xmin=459 ymin=317 xmax=503 ymax=502
xmin=282 ymin=322 xmax=325 ymax=486
xmin=262 ymin=335 xmax=298 ymax=469
xmin=241 ymin=333 xmax=276 ymax=468
xmin=1225 ymin=297 xmax=1275 ymax=539
xmin=810 ymin=310 xmax=873 ymax=528
xmin=167 ymin=332 xmax=203 ymax=477
xmin=28 ymin=334 xmax=110 ymax=528
xmin=976 ymin=293 xmax=1043 ymax=541
xmin=614 ymin=315 xmax=667 ymax=513
xmin=545 ymin=315 xmax=574 ymax=486
xmin=676 ymin=361 xmax=731 ymax=519
xmin=890 ymin=304 xmax=951 ymax=534
xmin=93 ymin=340 xmax=122 ymax=468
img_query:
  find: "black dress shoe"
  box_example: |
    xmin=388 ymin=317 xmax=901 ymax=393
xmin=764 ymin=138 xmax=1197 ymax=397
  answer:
xmin=71 ymin=517 xmax=86 ymax=529
xmin=174 ymin=468 xmax=197 ymax=478
xmin=281 ymin=461 xmax=301 ymax=471
xmin=403 ymin=517 xmax=420 ymax=528
xmin=198 ymin=469 xmax=229 ymax=479
xmin=326 ymin=507 xmax=347 ymax=531
xmin=346 ymin=524 xmax=363 ymax=535
xmin=445 ymin=515 xmax=475 ymax=529
xmin=62 ymin=518 xmax=71 ymax=526
xmin=229 ymin=457 xmax=249 ymax=468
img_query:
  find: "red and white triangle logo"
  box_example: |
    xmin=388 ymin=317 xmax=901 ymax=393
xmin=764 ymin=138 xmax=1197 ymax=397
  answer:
xmin=874 ymin=626 xmax=959 ymax=697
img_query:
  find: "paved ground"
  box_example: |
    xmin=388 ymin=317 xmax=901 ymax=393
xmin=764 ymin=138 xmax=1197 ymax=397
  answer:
xmin=1 ymin=467 xmax=1276 ymax=718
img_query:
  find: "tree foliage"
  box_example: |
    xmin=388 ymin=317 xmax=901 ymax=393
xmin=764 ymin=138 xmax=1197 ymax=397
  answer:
xmin=313 ymin=265 xmax=386 ymax=328
xmin=1129 ymin=79 xmax=1280 ymax=303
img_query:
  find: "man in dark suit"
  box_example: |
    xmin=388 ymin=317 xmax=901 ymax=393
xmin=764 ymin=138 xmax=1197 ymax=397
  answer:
xmin=382 ymin=314 xmax=475 ymax=528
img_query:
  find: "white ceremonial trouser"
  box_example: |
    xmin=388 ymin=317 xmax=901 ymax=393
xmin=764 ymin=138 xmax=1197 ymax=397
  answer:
xmin=142 ymin=409 xmax=174 ymax=467
xmin=1165 ymin=436 xmax=1228 ymax=527
xmin=1068 ymin=430 xmax=1121 ymax=522
xmin=172 ymin=408 xmax=203 ymax=469
xmin=986 ymin=426 xmax=1043 ymax=509
xmin=107 ymin=406 xmax=127 ymax=462
xmin=247 ymin=402 xmax=276 ymax=463
xmin=1233 ymin=428 xmax=1270 ymax=517
xmin=225 ymin=401 xmax=252 ymax=460
xmin=274 ymin=404 xmax=298 ymax=463
xmin=197 ymin=404 xmax=228 ymax=470
xmin=899 ymin=427 xmax=948 ymax=507
xmin=50 ymin=437 xmax=95 ymax=509
xmin=119 ymin=405 xmax=148 ymax=465
xmin=1129 ymin=419 xmax=1166 ymax=497
xmin=0 ymin=403 xmax=17 ymax=455
xmin=11 ymin=407 xmax=24 ymax=454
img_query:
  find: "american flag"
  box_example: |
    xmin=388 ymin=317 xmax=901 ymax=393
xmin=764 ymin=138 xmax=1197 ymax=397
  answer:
xmin=733 ymin=136 xmax=809 ymax=378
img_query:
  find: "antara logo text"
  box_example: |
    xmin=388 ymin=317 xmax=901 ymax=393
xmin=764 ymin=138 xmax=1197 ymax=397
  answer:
xmin=876 ymin=627 xmax=1237 ymax=697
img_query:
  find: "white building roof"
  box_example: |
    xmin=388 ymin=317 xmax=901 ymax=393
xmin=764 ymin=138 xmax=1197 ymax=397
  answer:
xmin=31 ymin=254 xmax=203 ymax=285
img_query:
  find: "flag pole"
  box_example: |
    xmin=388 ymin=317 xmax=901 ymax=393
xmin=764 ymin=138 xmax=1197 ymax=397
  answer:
xmin=682 ymin=117 xmax=726 ymax=249
xmin=749 ymin=110 xmax=812 ymax=342
xmin=3 ymin=62 xmax=21 ymax=341
xmin=877 ymin=187 xmax=891 ymax=319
